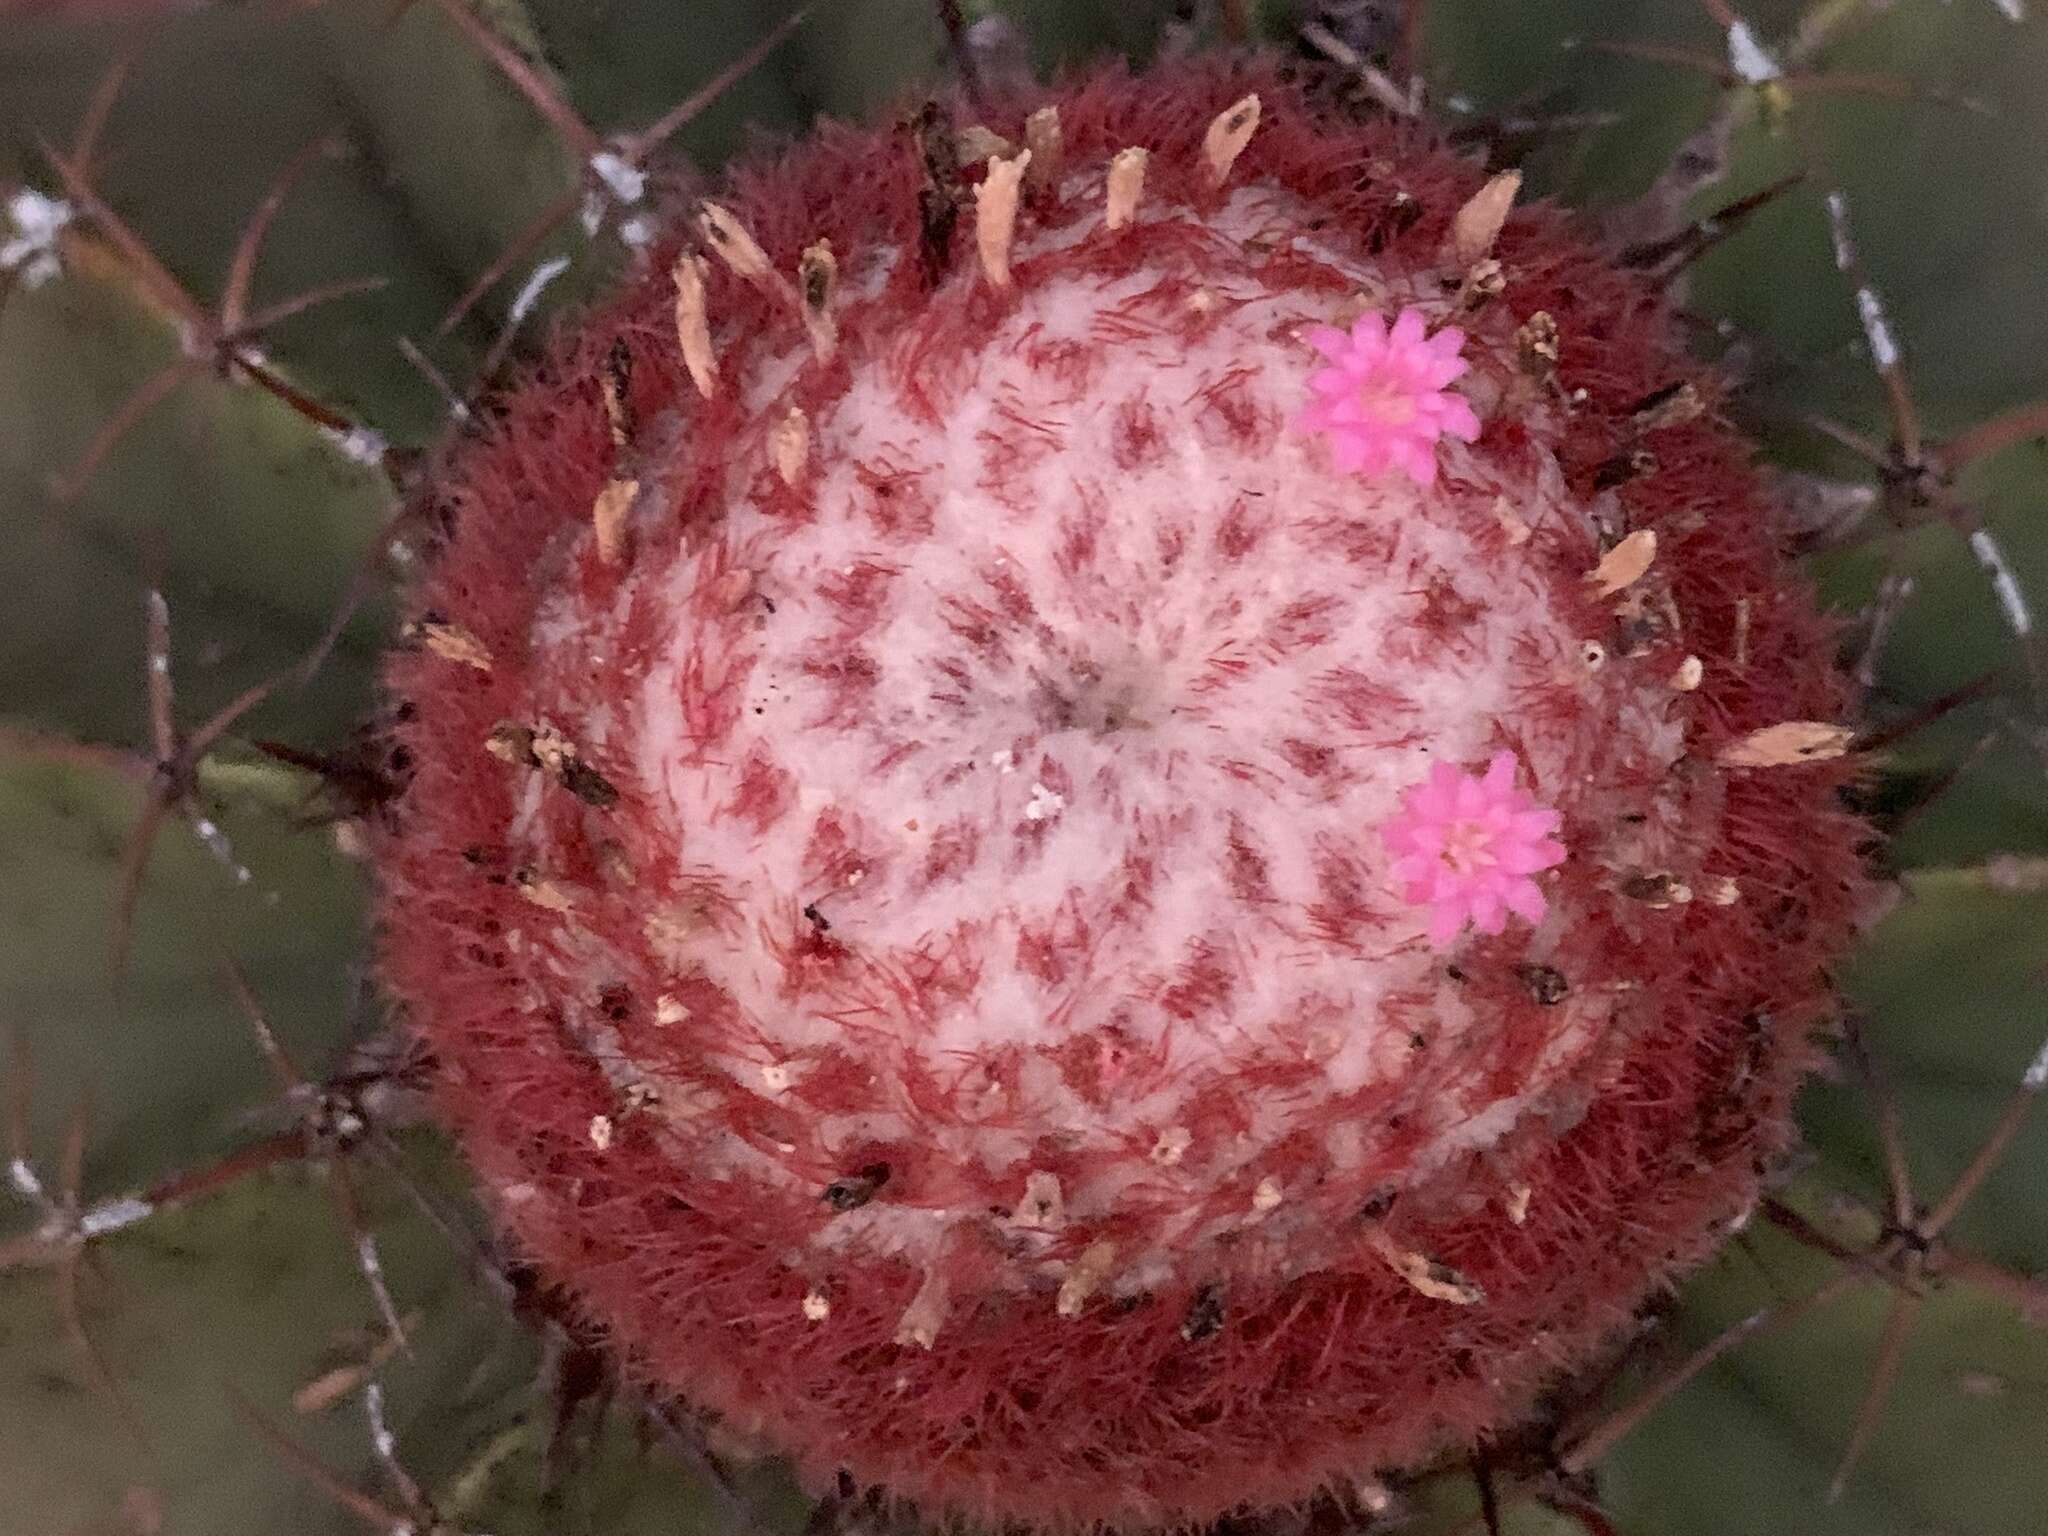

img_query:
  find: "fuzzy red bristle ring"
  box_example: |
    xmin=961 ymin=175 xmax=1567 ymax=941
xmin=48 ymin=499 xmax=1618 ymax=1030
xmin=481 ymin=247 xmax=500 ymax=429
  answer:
xmin=373 ymin=60 xmax=1868 ymax=1530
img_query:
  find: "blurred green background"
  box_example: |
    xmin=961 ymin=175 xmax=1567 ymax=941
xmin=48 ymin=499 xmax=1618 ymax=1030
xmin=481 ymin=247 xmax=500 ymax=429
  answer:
xmin=1 ymin=3 xmax=2045 ymax=1533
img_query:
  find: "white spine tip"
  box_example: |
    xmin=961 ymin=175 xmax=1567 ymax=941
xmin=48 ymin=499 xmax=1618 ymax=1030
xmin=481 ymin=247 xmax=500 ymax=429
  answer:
xmin=2023 ymin=1034 xmax=2048 ymax=1092
xmin=1 ymin=187 xmax=73 ymax=288
xmin=1969 ymin=529 xmax=2033 ymax=638
xmin=7 ymin=1157 xmax=43 ymax=1201
xmin=79 ymin=1195 xmax=154 ymax=1238
xmin=322 ymin=426 xmax=389 ymax=468
xmin=588 ymin=149 xmax=647 ymax=205
xmin=1726 ymin=19 xmax=1782 ymax=83
xmin=1856 ymin=287 xmax=1901 ymax=370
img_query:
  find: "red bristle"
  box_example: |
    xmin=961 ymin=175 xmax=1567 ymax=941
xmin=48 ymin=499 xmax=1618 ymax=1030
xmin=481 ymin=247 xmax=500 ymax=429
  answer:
xmin=373 ymin=61 xmax=1867 ymax=1531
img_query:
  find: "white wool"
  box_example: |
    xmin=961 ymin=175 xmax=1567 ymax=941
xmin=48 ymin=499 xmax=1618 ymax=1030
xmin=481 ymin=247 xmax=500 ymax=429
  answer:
xmin=516 ymin=184 xmax=1683 ymax=1271
xmin=1 ymin=188 xmax=73 ymax=289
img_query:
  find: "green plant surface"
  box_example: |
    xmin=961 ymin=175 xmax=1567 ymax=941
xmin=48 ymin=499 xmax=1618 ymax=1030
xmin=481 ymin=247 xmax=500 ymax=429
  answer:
xmin=0 ymin=745 xmax=363 ymax=1187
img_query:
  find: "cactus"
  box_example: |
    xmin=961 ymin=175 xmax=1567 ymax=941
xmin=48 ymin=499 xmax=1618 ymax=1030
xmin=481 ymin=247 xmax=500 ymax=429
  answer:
xmin=2 ymin=3 xmax=2045 ymax=1534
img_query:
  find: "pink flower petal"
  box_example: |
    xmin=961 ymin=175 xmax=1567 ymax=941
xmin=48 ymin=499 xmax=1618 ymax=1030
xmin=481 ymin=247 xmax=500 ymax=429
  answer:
xmin=1505 ymin=878 xmax=1548 ymax=925
xmin=1440 ymin=397 xmax=1483 ymax=443
xmin=1306 ymin=325 xmax=1351 ymax=361
xmin=1426 ymin=901 xmax=1466 ymax=947
xmin=1298 ymin=305 xmax=1481 ymax=487
xmin=1375 ymin=750 xmax=1567 ymax=948
xmin=1470 ymin=889 xmax=1507 ymax=935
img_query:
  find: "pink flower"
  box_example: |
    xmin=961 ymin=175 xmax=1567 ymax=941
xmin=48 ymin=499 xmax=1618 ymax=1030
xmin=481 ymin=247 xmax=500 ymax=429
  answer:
xmin=1380 ymin=752 xmax=1566 ymax=947
xmin=1295 ymin=307 xmax=1481 ymax=485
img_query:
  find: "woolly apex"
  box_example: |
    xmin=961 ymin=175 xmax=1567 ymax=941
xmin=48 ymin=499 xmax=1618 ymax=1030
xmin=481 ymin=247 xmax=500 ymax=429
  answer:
xmin=373 ymin=61 xmax=1868 ymax=1530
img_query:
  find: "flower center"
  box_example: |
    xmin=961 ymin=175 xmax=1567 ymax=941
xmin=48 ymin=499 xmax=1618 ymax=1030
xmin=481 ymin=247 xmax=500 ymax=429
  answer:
xmin=1441 ymin=817 xmax=1499 ymax=877
xmin=1356 ymin=375 xmax=1417 ymax=425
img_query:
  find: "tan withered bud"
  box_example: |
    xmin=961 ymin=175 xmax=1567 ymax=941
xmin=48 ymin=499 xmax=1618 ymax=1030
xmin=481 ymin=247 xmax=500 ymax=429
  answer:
xmin=414 ymin=618 xmax=492 ymax=672
xmin=1587 ymin=529 xmax=1658 ymax=597
xmin=1516 ymin=310 xmax=1560 ymax=371
xmin=1365 ymin=1228 xmax=1485 ymax=1306
xmin=1023 ymin=106 xmax=1063 ymax=198
xmin=1202 ymin=94 xmax=1261 ymax=187
xmin=798 ymin=240 xmax=838 ymax=361
xmin=485 ymin=721 xmax=538 ymax=766
xmin=895 ymin=1268 xmax=950 ymax=1349
xmin=976 ymin=149 xmax=1030 ymax=289
xmin=516 ymin=869 xmax=576 ymax=914
xmin=1056 ymin=1241 xmax=1119 ymax=1317
xmin=601 ymin=338 xmax=633 ymax=448
xmin=671 ymin=253 xmax=718 ymax=400
xmin=1633 ymin=380 xmax=1705 ymax=432
xmin=698 ymin=201 xmax=792 ymax=305
xmin=771 ymin=406 xmax=809 ymax=487
xmin=591 ymin=477 xmax=637 ymax=566
xmin=1505 ymin=1182 xmax=1533 ymax=1226
xmin=1445 ymin=170 xmax=1521 ymax=268
xmin=1105 ymin=146 xmax=1148 ymax=230
xmin=1717 ymin=721 xmax=1856 ymax=768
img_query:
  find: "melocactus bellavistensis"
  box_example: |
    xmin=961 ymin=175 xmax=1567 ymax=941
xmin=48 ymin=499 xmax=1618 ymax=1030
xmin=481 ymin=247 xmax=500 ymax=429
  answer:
xmin=373 ymin=60 xmax=1868 ymax=1531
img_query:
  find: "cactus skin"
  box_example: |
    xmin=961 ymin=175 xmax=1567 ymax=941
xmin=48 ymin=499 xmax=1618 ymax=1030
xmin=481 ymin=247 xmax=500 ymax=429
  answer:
xmin=373 ymin=60 xmax=1867 ymax=1527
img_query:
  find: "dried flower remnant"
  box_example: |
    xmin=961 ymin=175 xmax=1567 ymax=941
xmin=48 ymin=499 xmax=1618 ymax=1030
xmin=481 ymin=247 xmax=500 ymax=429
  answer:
xmin=1295 ymin=306 xmax=1481 ymax=484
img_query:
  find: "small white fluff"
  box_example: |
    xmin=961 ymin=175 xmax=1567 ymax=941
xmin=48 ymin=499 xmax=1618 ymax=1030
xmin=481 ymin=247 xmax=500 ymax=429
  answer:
xmin=508 ymin=254 xmax=573 ymax=328
xmin=1 ymin=188 xmax=74 ymax=289
xmin=323 ymin=425 xmax=390 ymax=468
xmin=1970 ymin=529 xmax=2033 ymax=638
xmin=79 ymin=1195 xmax=154 ymax=1238
xmin=1725 ymin=19 xmax=1782 ymax=84
xmin=589 ymin=149 xmax=647 ymax=205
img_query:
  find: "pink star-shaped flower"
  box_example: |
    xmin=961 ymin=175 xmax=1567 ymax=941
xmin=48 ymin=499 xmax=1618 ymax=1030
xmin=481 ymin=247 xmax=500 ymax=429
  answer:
xmin=1380 ymin=751 xmax=1566 ymax=947
xmin=1295 ymin=307 xmax=1481 ymax=486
